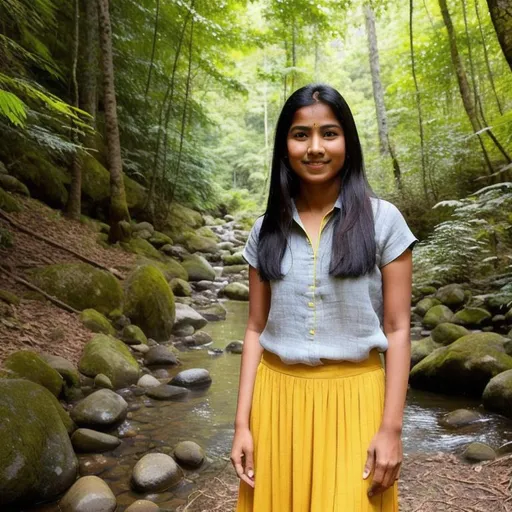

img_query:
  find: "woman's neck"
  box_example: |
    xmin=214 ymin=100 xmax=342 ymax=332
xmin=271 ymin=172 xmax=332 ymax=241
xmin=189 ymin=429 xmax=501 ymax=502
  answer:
xmin=295 ymin=178 xmax=341 ymax=215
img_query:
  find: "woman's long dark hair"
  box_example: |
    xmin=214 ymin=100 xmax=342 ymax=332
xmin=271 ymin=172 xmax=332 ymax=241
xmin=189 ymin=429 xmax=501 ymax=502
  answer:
xmin=257 ymin=83 xmax=378 ymax=281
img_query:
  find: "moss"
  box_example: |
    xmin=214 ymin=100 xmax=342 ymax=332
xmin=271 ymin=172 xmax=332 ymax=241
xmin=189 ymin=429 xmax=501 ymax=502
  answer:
xmin=0 ymin=289 xmax=20 ymax=306
xmin=222 ymin=282 xmax=249 ymax=301
xmin=431 ymin=323 xmax=470 ymax=345
xmin=80 ymin=308 xmax=115 ymax=335
xmin=137 ymin=257 xmax=188 ymax=282
xmin=423 ymin=304 xmax=454 ymax=328
xmin=170 ymin=278 xmax=192 ymax=297
xmin=414 ymin=297 xmax=442 ymax=316
xmin=196 ymin=226 xmax=219 ymax=241
xmin=453 ymin=307 xmax=492 ymax=327
xmin=0 ymin=187 xmax=21 ymax=212
xmin=26 ymin=263 xmax=123 ymax=315
xmin=0 ymin=174 xmax=30 ymax=196
xmin=222 ymin=264 xmax=248 ymax=275
xmin=222 ymin=252 xmax=246 ymax=266
xmin=78 ymin=334 xmax=140 ymax=388
xmin=121 ymin=238 xmax=163 ymax=260
xmin=122 ymin=324 xmax=148 ymax=345
xmin=124 ymin=265 xmax=176 ymax=341
xmin=411 ymin=337 xmax=442 ymax=366
xmin=181 ymin=254 xmax=216 ymax=281
xmin=149 ymin=231 xmax=173 ymax=248
xmin=4 ymin=350 xmax=64 ymax=397
xmin=182 ymin=232 xmax=217 ymax=253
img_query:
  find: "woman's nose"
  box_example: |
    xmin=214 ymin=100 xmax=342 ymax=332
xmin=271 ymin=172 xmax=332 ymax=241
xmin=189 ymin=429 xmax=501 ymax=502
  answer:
xmin=308 ymin=135 xmax=325 ymax=155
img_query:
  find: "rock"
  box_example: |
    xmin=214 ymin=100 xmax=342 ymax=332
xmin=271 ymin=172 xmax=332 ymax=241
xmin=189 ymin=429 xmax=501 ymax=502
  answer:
xmin=170 ymin=368 xmax=212 ymax=388
xmin=94 ymin=373 xmax=113 ymax=390
xmin=497 ymin=441 xmax=512 ymax=456
xmin=434 ymin=284 xmax=466 ymax=308
xmin=462 ymin=442 xmax=496 ymax=462
xmin=148 ymin=231 xmax=173 ymax=248
xmin=224 ymin=214 xmax=234 ymax=221
xmin=414 ymin=297 xmax=442 ymax=316
xmin=225 ymin=341 xmax=243 ymax=354
xmin=144 ymin=346 xmax=178 ymax=366
xmin=170 ymin=277 xmax=192 ymax=297
xmin=142 ymin=257 xmax=189 ymax=282
xmin=161 ymin=244 xmax=188 ymax=259
xmin=183 ymin=331 xmax=213 ymax=347
xmin=27 ymin=263 xmax=123 ymax=315
xmin=409 ymin=332 xmax=512 ymax=397
xmin=40 ymin=353 xmax=80 ymax=388
xmin=131 ymin=344 xmax=150 ymax=354
xmin=79 ymin=334 xmax=140 ymax=388
xmin=222 ymin=264 xmax=249 ymax=276
xmin=4 ymin=350 xmax=63 ymax=396
xmin=0 ymin=379 xmax=78 ymax=507
xmin=197 ymin=303 xmax=227 ymax=321
xmin=122 ymin=238 xmax=163 ymax=260
xmin=59 ymin=475 xmax=116 ymax=512
xmin=131 ymin=453 xmax=182 ymax=492
xmin=181 ymin=254 xmax=216 ymax=281
xmin=422 ymin=305 xmax=454 ymax=328
xmin=439 ymin=409 xmax=483 ymax=428
xmin=410 ymin=337 xmax=442 ymax=366
xmin=71 ymin=428 xmax=121 ymax=453
xmin=430 ymin=323 xmax=470 ymax=346
xmin=453 ymin=307 xmax=492 ymax=327
xmin=80 ymin=308 xmax=115 ymax=335
xmin=145 ymin=384 xmax=190 ymax=400
xmin=182 ymin=232 xmax=218 ymax=254
xmin=124 ymin=265 xmax=176 ymax=341
xmin=173 ymin=440 xmax=205 ymax=468
xmin=484 ymin=294 xmax=512 ymax=315
xmin=221 ymin=282 xmax=249 ymax=301
xmin=133 ymin=221 xmax=155 ymax=236
xmin=137 ymin=374 xmax=162 ymax=388
xmin=194 ymin=280 xmax=219 ymax=292
xmin=122 ymin=325 xmax=148 ymax=345
xmin=70 ymin=389 xmax=128 ymax=429
xmin=173 ymin=303 xmax=208 ymax=334
xmin=125 ymin=500 xmax=160 ymax=512
xmin=217 ymin=241 xmax=235 ymax=251
xmin=482 ymin=369 xmax=512 ymax=419
xmin=0 ymin=174 xmax=30 ymax=195
xmin=0 ymin=187 xmax=21 ymax=212
xmin=173 ymin=324 xmax=195 ymax=336
xmin=222 ymin=252 xmax=246 ymax=266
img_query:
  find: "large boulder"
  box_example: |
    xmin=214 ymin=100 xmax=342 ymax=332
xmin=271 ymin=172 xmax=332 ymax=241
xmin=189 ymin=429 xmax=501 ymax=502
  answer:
xmin=124 ymin=265 xmax=176 ymax=341
xmin=182 ymin=232 xmax=218 ymax=254
xmin=80 ymin=309 xmax=115 ymax=335
xmin=411 ymin=337 xmax=442 ymax=367
xmin=409 ymin=332 xmax=512 ymax=397
xmin=27 ymin=263 xmax=123 ymax=316
xmin=482 ymin=369 xmax=512 ymax=419
xmin=59 ymin=476 xmax=117 ymax=512
xmin=414 ymin=297 xmax=442 ymax=317
xmin=173 ymin=303 xmax=208 ymax=333
xmin=221 ymin=282 xmax=249 ymax=301
xmin=138 ymin=257 xmax=188 ymax=282
xmin=0 ymin=174 xmax=29 ymax=196
xmin=181 ymin=254 xmax=216 ymax=282
xmin=422 ymin=305 xmax=454 ymax=328
xmin=78 ymin=334 xmax=140 ymax=388
xmin=430 ymin=323 xmax=470 ymax=346
xmin=434 ymin=284 xmax=466 ymax=308
xmin=453 ymin=307 xmax=492 ymax=327
xmin=0 ymin=187 xmax=21 ymax=212
xmin=0 ymin=379 xmax=78 ymax=507
xmin=122 ymin=238 xmax=163 ymax=260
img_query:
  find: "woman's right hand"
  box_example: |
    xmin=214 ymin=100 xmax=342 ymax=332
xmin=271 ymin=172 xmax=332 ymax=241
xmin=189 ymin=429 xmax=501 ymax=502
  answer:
xmin=231 ymin=427 xmax=255 ymax=488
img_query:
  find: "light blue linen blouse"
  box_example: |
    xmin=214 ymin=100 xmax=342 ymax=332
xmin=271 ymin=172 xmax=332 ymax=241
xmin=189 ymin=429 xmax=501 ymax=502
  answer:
xmin=242 ymin=194 xmax=419 ymax=365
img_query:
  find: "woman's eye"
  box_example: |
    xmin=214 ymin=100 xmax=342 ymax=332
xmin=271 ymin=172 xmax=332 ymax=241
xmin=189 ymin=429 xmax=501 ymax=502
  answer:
xmin=324 ymin=131 xmax=337 ymax=137
xmin=294 ymin=132 xmax=307 ymax=139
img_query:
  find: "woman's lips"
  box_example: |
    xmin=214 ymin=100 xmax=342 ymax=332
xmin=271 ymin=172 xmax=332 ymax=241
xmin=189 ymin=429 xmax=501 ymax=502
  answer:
xmin=303 ymin=161 xmax=330 ymax=169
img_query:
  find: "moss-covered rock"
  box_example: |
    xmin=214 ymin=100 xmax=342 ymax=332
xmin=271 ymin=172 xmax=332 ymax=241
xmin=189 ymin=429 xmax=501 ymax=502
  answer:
xmin=167 ymin=202 xmax=203 ymax=230
xmin=170 ymin=277 xmax=192 ymax=297
xmin=124 ymin=265 xmax=176 ymax=341
xmin=196 ymin=226 xmax=219 ymax=241
xmin=434 ymin=284 xmax=466 ymax=308
xmin=149 ymin=231 xmax=173 ymax=248
xmin=484 ymin=294 xmax=512 ymax=315
xmin=26 ymin=263 xmax=123 ymax=315
xmin=222 ymin=264 xmax=248 ymax=275
xmin=78 ymin=334 xmax=140 ymax=388
xmin=137 ymin=257 xmax=188 ymax=282
xmin=462 ymin=442 xmax=496 ymax=462
xmin=409 ymin=332 xmax=512 ymax=397
xmin=411 ymin=337 xmax=443 ymax=367
xmin=122 ymin=237 xmax=163 ymax=260
xmin=0 ymin=289 xmax=20 ymax=305
xmin=122 ymin=324 xmax=148 ymax=345
xmin=222 ymin=252 xmax=246 ymax=266
xmin=422 ymin=305 xmax=454 ymax=328
xmin=453 ymin=307 xmax=492 ymax=327
xmin=431 ymin=323 xmax=470 ymax=346
xmin=80 ymin=308 xmax=115 ymax=335
xmin=39 ymin=353 xmax=80 ymax=389
xmin=414 ymin=297 xmax=442 ymax=316
xmin=196 ymin=303 xmax=227 ymax=321
xmin=221 ymin=282 xmax=249 ymax=301
xmin=182 ymin=232 xmax=218 ymax=254
xmin=482 ymin=368 xmax=512 ymax=419
xmin=0 ymin=187 xmax=21 ymax=212
xmin=4 ymin=350 xmax=64 ymax=397
xmin=0 ymin=174 xmax=30 ymax=196
xmin=0 ymin=379 xmax=77 ymax=507
xmin=181 ymin=254 xmax=216 ymax=281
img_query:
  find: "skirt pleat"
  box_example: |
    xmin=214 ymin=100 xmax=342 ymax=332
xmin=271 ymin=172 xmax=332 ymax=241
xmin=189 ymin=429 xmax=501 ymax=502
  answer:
xmin=236 ymin=349 xmax=399 ymax=512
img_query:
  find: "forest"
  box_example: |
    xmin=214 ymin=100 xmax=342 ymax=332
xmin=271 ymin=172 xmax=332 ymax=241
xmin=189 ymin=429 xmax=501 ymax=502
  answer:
xmin=0 ymin=0 xmax=512 ymax=511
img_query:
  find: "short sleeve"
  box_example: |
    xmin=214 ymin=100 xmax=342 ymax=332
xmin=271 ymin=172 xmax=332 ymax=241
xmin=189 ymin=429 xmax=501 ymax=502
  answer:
xmin=379 ymin=202 xmax=419 ymax=267
xmin=242 ymin=216 xmax=264 ymax=269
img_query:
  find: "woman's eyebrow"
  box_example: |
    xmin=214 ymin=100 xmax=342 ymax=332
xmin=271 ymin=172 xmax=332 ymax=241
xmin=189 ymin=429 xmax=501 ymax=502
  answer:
xmin=290 ymin=124 xmax=341 ymax=131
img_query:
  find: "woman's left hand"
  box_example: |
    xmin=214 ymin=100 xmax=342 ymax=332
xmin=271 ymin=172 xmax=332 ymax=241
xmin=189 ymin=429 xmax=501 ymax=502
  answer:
xmin=362 ymin=426 xmax=403 ymax=498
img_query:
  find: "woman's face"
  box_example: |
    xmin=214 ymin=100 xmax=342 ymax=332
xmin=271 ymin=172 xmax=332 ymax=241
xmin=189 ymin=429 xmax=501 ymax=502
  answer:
xmin=286 ymin=102 xmax=346 ymax=186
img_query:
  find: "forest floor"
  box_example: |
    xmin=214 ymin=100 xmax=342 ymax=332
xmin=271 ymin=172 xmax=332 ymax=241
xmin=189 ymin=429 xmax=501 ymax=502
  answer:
xmin=1 ymin=197 xmax=512 ymax=511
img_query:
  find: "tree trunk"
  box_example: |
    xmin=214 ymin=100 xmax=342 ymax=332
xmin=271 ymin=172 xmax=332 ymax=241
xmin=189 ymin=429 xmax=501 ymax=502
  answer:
xmin=96 ymin=0 xmax=131 ymax=242
xmin=144 ymin=0 xmax=160 ymax=101
xmin=486 ymin=0 xmax=512 ymax=71
xmin=291 ymin=18 xmax=296 ymax=92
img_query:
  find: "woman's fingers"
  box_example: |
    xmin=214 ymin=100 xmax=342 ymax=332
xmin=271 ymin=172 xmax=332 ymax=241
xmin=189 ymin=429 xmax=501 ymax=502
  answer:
xmin=231 ymin=451 xmax=255 ymax=488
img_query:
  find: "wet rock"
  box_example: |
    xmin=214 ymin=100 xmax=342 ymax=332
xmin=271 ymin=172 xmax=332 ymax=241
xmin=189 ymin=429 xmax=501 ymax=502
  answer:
xmin=144 ymin=346 xmax=178 ymax=366
xmin=59 ymin=475 xmax=116 ymax=512
xmin=462 ymin=442 xmax=496 ymax=462
xmin=225 ymin=341 xmax=243 ymax=354
xmin=221 ymin=282 xmax=249 ymax=301
xmin=482 ymin=369 xmax=512 ymax=419
xmin=71 ymin=428 xmax=121 ymax=453
xmin=94 ymin=373 xmax=113 ymax=390
xmin=173 ymin=441 xmax=205 ymax=468
xmin=410 ymin=337 xmax=442 ymax=366
xmin=173 ymin=303 xmax=208 ymax=334
xmin=78 ymin=454 xmax=114 ymax=476
xmin=125 ymin=500 xmax=160 ymax=512
xmin=197 ymin=303 xmax=227 ymax=321
xmin=194 ymin=280 xmax=218 ymax=292
xmin=170 ymin=368 xmax=212 ymax=388
xmin=123 ymin=325 xmax=148 ymax=345
xmin=171 ymin=324 xmax=195 ymax=337
xmin=40 ymin=353 xmax=80 ymax=388
xmin=131 ymin=453 xmax=183 ymax=492
xmin=439 ymin=409 xmax=483 ymax=428
xmin=183 ymin=331 xmax=213 ymax=347
xmin=484 ymin=294 xmax=512 ymax=315
xmin=70 ymin=389 xmax=128 ymax=428
xmin=137 ymin=374 xmax=162 ymax=388
xmin=453 ymin=307 xmax=492 ymax=327
xmin=145 ymin=384 xmax=190 ymax=400
xmin=422 ymin=305 xmax=454 ymax=329
xmin=430 ymin=323 xmax=470 ymax=346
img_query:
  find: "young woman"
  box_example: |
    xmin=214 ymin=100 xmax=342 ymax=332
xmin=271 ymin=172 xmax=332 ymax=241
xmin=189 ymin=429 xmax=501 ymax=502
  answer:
xmin=231 ymin=83 xmax=418 ymax=511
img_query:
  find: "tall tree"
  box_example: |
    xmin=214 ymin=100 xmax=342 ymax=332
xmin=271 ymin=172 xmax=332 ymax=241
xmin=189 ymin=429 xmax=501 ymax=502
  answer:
xmin=97 ymin=0 xmax=131 ymax=242
xmin=486 ymin=0 xmax=512 ymax=71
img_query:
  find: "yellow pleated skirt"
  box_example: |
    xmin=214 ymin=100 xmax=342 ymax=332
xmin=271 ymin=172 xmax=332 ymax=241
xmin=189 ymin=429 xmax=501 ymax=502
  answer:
xmin=236 ymin=348 xmax=399 ymax=512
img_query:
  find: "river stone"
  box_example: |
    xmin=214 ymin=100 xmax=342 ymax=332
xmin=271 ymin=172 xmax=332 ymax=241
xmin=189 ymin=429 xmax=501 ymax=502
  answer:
xmin=417 ymin=285 xmax=438 ymax=296
xmin=59 ymin=475 xmax=116 ymax=512
xmin=170 ymin=277 xmax=192 ymax=297
xmin=173 ymin=441 xmax=205 ymax=468
xmin=71 ymin=428 xmax=121 ymax=453
xmin=94 ymin=373 xmax=113 ymax=390
xmin=221 ymin=264 xmax=248 ymax=276
xmin=409 ymin=332 xmax=512 ymax=397
xmin=124 ymin=265 xmax=176 ymax=341
xmin=482 ymin=369 xmax=512 ymax=419
xmin=173 ymin=303 xmax=208 ymax=333
xmin=430 ymin=323 xmax=470 ymax=346
xmin=225 ymin=341 xmax=243 ymax=354
xmin=411 ymin=337 xmax=442 ymax=366
xmin=122 ymin=324 xmax=148 ymax=345
xmin=435 ymin=284 xmax=466 ymax=308
xmin=217 ymin=241 xmax=234 ymax=251
xmin=439 ymin=409 xmax=483 ymax=428
xmin=453 ymin=307 xmax=492 ymax=327
xmin=422 ymin=305 xmax=454 ymax=328
xmin=144 ymin=346 xmax=178 ymax=366
xmin=182 ymin=232 xmax=217 ymax=254
xmin=462 ymin=442 xmax=496 ymax=462
xmin=497 ymin=441 xmax=512 ymax=456
xmin=26 ymin=263 xmax=123 ymax=315
xmin=183 ymin=331 xmax=213 ymax=347
xmin=197 ymin=303 xmax=227 ymax=321
xmin=132 ymin=344 xmax=150 ymax=354
xmin=222 ymin=252 xmax=245 ymax=266
xmin=133 ymin=221 xmax=155 ymax=235
xmin=414 ymin=297 xmax=442 ymax=316
xmin=505 ymin=338 xmax=512 ymax=356
xmin=484 ymin=294 xmax=512 ymax=314
xmin=181 ymin=254 xmax=216 ymax=281
xmin=40 ymin=353 xmax=80 ymax=388
xmin=79 ymin=334 xmax=140 ymax=389
xmin=125 ymin=500 xmax=160 ymax=512
xmin=4 ymin=350 xmax=63 ymax=397
xmin=70 ymin=389 xmax=128 ymax=428
xmin=137 ymin=374 xmax=161 ymax=388
xmin=170 ymin=368 xmax=212 ymax=388
xmin=80 ymin=309 xmax=115 ymax=335
xmin=149 ymin=231 xmax=173 ymax=248
xmin=131 ymin=453 xmax=182 ymax=492
xmin=0 ymin=379 xmax=78 ymax=507
xmin=145 ymin=384 xmax=190 ymax=400
xmin=221 ymin=282 xmax=249 ymax=301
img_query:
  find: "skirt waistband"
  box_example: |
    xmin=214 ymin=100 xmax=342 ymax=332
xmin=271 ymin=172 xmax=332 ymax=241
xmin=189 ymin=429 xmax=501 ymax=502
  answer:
xmin=260 ymin=348 xmax=383 ymax=379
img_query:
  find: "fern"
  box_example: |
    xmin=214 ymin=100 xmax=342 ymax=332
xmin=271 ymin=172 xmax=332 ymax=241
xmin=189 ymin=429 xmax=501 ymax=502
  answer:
xmin=0 ymin=90 xmax=27 ymax=126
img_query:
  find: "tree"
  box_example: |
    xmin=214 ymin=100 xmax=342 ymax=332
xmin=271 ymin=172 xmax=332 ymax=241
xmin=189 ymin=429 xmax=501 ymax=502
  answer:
xmin=486 ymin=0 xmax=512 ymax=71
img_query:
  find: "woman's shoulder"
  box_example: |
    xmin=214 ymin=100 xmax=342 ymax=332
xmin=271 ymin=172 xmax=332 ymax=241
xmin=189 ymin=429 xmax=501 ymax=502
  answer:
xmin=369 ymin=196 xmax=402 ymax=223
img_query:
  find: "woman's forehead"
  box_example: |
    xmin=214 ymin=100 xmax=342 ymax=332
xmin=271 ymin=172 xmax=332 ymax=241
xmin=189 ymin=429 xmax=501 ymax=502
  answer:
xmin=290 ymin=103 xmax=339 ymax=125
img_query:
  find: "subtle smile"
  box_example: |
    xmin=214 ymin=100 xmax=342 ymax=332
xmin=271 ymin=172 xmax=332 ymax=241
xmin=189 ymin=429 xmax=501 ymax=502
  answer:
xmin=303 ymin=160 xmax=331 ymax=168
